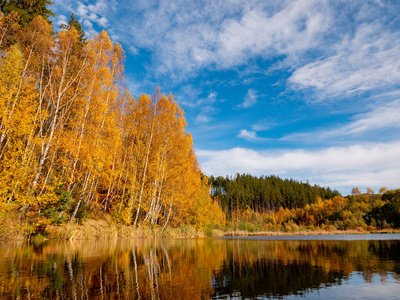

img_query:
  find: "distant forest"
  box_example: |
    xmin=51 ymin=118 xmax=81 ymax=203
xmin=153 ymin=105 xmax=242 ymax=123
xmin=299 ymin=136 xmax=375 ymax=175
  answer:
xmin=209 ymin=174 xmax=340 ymax=212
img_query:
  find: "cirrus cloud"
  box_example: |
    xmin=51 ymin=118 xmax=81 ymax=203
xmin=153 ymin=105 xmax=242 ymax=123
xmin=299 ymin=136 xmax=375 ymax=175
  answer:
xmin=283 ymin=99 xmax=400 ymax=143
xmin=290 ymin=23 xmax=400 ymax=99
xmin=237 ymin=89 xmax=258 ymax=108
xmin=238 ymin=129 xmax=267 ymax=142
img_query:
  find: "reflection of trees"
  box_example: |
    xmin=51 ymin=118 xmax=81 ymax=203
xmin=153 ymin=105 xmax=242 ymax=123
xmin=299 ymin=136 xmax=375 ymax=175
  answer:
xmin=211 ymin=240 xmax=400 ymax=299
xmin=0 ymin=239 xmax=226 ymax=299
xmin=211 ymin=240 xmax=347 ymax=299
xmin=212 ymin=258 xmax=346 ymax=298
xmin=0 ymin=239 xmax=399 ymax=299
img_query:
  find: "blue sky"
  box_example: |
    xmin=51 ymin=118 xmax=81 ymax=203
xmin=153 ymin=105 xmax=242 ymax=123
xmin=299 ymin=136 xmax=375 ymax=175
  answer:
xmin=51 ymin=0 xmax=400 ymax=195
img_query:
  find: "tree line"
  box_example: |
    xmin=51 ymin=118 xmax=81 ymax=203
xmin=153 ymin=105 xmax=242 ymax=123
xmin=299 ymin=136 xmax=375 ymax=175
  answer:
xmin=216 ymin=184 xmax=400 ymax=232
xmin=209 ymin=174 xmax=340 ymax=214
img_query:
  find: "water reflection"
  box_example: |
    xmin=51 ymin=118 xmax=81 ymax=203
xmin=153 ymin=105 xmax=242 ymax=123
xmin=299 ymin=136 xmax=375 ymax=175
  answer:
xmin=211 ymin=240 xmax=400 ymax=299
xmin=0 ymin=237 xmax=399 ymax=299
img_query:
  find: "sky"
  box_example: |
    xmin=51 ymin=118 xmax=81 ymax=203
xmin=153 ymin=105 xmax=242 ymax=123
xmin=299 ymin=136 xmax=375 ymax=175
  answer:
xmin=50 ymin=0 xmax=400 ymax=195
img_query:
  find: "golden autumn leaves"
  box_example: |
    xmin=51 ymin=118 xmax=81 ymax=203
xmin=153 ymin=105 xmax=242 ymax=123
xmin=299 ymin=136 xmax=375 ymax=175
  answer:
xmin=0 ymin=14 xmax=225 ymax=230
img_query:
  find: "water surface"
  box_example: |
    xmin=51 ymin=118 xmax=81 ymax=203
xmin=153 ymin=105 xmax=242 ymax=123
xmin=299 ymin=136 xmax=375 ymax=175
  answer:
xmin=220 ymin=233 xmax=400 ymax=240
xmin=0 ymin=234 xmax=399 ymax=299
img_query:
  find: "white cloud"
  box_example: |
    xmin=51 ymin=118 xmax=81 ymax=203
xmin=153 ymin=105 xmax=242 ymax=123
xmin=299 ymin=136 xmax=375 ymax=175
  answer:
xmin=216 ymin=0 xmax=331 ymax=68
xmin=57 ymin=15 xmax=67 ymax=27
xmin=108 ymin=0 xmax=333 ymax=80
xmin=290 ymin=23 xmax=400 ymax=98
xmin=197 ymin=141 xmax=400 ymax=194
xmin=83 ymin=19 xmax=93 ymax=28
xmin=88 ymin=1 xmax=108 ymax=14
xmin=284 ymin=99 xmax=400 ymax=142
xmin=238 ymin=89 xmax=258 ymax=108
xmin=128 ymin=45 xmax=139 ymax=55
xmin=76 ymin=2 xmax=88 ymax=17
xmin=251 ymin=118 xmax=278 ymax=131
xmin=339 ymin=100 xmax=400 ymax=134
xmin=52 ymin=0 xmax=399 ymax=100
xmin=175 ymin=85 xmax=203 ymax=108
xmin=97 ymin=17 xmax=108 ymax=27
xmin=238 ymin=129 xmax=266 ymax=142
xmin=194 ymin=92 xmax=219 ymax=124
xmin=54 ymin=0 xmax=114 ymax=36
xmin=196 ymin=114 xmax=212 ymax=124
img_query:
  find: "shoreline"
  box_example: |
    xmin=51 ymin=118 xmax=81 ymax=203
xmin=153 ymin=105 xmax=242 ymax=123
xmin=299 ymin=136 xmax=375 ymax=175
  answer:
xmin=1 ymin=217 xmax=399 ymax=242
xmin=221 ymin=229 xmax=400 ymax=237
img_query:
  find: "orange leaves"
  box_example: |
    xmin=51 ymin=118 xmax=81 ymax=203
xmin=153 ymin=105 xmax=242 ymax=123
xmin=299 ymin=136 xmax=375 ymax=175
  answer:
xmin=301 ymin=196 xmax=347 ymax=226
xmin=332 ymin=195 xmax=346 ymax=211
xmin=192 ymin=178 xmax=225 ymax=230
xmin=379 ymin=187 xmax=388 ymax=195
xmin=20 ymin=15 xmax=53 ymax=53
xmin=108 ymin=89 xmax=225 ymax=229
xmin=274 ymin=206 xmax=294 ymax=224
xmin=366 ymin=188 xmax=375 ymax=195
xmin=1 ymin=14 xmax=223 ymax=230
xmin=0 ymin=41 xmax=39 ymax=206
xmin=352 ymin=187 xmax=362 ymax=197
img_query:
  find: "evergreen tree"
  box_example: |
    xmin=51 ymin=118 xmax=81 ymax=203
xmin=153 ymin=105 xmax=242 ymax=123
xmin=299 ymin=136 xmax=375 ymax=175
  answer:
xmin=1 ymin=0 xmax=55 ymax=27
xmin=210 ymin=174 xmax=340 ymax=214
xmin=60 ymin=13 xmax=86 ymax=44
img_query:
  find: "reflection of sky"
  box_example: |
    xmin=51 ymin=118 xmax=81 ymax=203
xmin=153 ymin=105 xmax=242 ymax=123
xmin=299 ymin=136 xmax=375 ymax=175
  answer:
xmin=285 ymin=273 xmax=400 ymax=300
xmin=213 ymin=274 xmax=400 ymax=300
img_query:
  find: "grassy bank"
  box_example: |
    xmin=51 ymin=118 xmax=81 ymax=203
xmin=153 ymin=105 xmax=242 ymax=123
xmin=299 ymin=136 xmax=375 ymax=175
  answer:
xmin=0 ymin=215 xmax=208 ymax=242
xmin=1 ymin=212 xmax=399 ymax=242
xmin=44 ymin=220 xmax=208 ymax=241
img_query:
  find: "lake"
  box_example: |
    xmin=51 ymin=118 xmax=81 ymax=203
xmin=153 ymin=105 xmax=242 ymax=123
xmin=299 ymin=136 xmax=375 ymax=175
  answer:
xmin=1 ymin=234 xmax=400 ymax=299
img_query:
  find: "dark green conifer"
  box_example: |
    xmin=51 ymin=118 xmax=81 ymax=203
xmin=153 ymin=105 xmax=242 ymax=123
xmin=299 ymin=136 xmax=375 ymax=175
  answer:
xmin=1 ymin=0 xmax=55 ymax=27
xmin=60 ymin=13 xmax=86 ymax=44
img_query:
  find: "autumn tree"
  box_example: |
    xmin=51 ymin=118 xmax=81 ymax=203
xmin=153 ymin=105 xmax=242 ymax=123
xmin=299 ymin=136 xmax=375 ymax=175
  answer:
xmin=351 ymin=187 xmax=361 ymax=197
xmin=366 ymin=188 xmax=375 ymax=195
xmin=0 ymin=15 xmax=54 ymax=212
xmin=379 ymin=187 xmax=388 ymax=195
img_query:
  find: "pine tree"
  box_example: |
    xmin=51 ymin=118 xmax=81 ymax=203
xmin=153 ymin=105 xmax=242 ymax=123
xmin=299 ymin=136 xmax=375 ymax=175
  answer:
xmin=1 ymin=0 xmax=55 ymax=27
xmin=60 ymin=13 xmax=86 ymax=44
